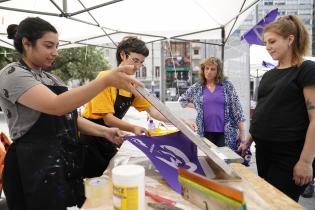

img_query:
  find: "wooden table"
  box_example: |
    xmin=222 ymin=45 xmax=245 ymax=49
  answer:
xmin=230 ymin=163 xmax=305 ymax=210
xmin=81 ymin=142 xmax=305 ymax=210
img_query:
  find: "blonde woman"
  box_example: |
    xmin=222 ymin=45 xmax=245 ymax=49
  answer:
xmin=244 ymin=15 xmax=315 ymax=201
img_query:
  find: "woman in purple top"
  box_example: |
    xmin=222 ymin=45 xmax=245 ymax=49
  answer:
xmin=179 ymin=57 xmax=246 ymax=152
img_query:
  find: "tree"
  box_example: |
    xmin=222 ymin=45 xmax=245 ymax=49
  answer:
xmin=52 ymin=46 xmax=111 ymax=84
xmin=0 ymin=46 xmax=110 ymax=85
xmin=0 ymin=47 xmax=18 ymax=69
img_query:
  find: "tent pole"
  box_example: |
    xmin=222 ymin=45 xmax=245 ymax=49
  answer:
xmin=171 ymin=27 xmax=222 ymax=39
xmin=69 ymin=0 xmax=123 ymax=17
xmin=63 ymin=0 xmax=67 ymax=13
xmin=160 ymin=41 xmax=166 ymax=103
xmin=151 ymin=42 xmax=155 ymax=94
xmin=171 ymin=38 xmax=221 ymax=46
xmin=0 ymin=6 xmax=59 ymax=16
xmin=0 ymin=38 xmax=13 ymax=47
xmin=224 ymin=0 xmax=260 ymax=26
xmin=225 ymin=0 xmax=246 ymax=43
xmin=221 ymin=27 xmax=225 ymax=64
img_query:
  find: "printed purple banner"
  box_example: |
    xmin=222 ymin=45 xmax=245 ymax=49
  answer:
xmin=262 ymin=60 xmax=275 ymax=69
xmin=241 ymin=8 xmax=278 ymax=45
xmin=124 ymin=131 xmax=205 ymax=193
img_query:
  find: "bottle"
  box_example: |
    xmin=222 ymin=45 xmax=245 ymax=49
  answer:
xmin=147 ymin=119 xmax=156 ymax=131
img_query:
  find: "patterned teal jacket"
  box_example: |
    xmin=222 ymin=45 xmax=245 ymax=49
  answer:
xmin=179 ymin=80 xmax=245 ymax=151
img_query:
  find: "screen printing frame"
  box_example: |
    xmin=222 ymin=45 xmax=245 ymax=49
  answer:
xmin=136 ymin=87 xmax=241 ymax=180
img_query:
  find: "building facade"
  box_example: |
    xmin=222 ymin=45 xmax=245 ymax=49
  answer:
xmin=236 ymin=0 xmax=313 ymax=47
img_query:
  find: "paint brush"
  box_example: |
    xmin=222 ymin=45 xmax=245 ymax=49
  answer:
xmin=145 ymin=191 xmax=193 ymax=210
xmin=148 ymin=202 xmax=181 ymax=210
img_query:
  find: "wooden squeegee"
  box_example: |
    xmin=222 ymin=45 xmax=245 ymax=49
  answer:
xmin=136 ymin=87 xmax=241 ymax=180
xmin=178 ymin=168 xmax=246 ymax=210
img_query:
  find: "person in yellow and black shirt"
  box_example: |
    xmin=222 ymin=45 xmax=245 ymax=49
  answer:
xmin=80 ymin=36 xmax=168 ymax=178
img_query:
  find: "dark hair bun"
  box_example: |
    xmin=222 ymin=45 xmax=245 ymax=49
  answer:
xmin=7 ymin=24 xmax=18 ymax=39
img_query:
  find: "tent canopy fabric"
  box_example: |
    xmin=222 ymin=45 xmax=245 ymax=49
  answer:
xmin=0 ymin=0 xmax=259 ymax=48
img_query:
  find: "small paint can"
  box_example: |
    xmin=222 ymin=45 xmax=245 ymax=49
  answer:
xmin=112 ymin=164 xmax=145 ymax=210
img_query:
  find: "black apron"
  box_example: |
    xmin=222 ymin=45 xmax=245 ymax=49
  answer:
xmin=80 ymin=89 xmax=134 ymax=178
xmin=2 ymin=64 xmax=85 ymax=210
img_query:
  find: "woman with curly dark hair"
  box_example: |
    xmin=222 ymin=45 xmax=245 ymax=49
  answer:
xmin=179 ymin=57 xmax=246 ymax=152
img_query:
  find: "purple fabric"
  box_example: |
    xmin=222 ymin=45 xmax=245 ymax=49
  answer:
xmin=124 ymin=132 xmax=205 ymax=193
xmin=262 ymin=60 xmax=275 ymax=69
xmin=241 ymin=8 xmax=278 ymax=45
xmin=203 ymin=85 xmax=224 ymax=132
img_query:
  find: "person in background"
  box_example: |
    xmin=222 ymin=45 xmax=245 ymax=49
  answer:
xmin=0 ymin=17 xmax=143 ymax=210
xmin=179 ymin=57 xmax=246 ymax=152
xmin=243 ymin=15 xmax=315 ymax=201
xmin=80 ymin=36 xmax=168 ymax=178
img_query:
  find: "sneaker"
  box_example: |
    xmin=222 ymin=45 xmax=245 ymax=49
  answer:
xmin=302 ymin=182 xmax=314 ymax=198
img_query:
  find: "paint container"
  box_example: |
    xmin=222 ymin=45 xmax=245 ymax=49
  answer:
xmin=84 ymin=177 xmax=110 ymax=206
xmin=112 ymin=164 xmax=145 ymax=210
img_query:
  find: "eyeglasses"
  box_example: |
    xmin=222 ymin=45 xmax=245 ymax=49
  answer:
xmin=127 ymin=55 xmax=145 ymax=68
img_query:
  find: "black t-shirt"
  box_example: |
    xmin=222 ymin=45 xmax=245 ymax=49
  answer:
xmin=250 ymin=60 xmax=315 ymax=142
